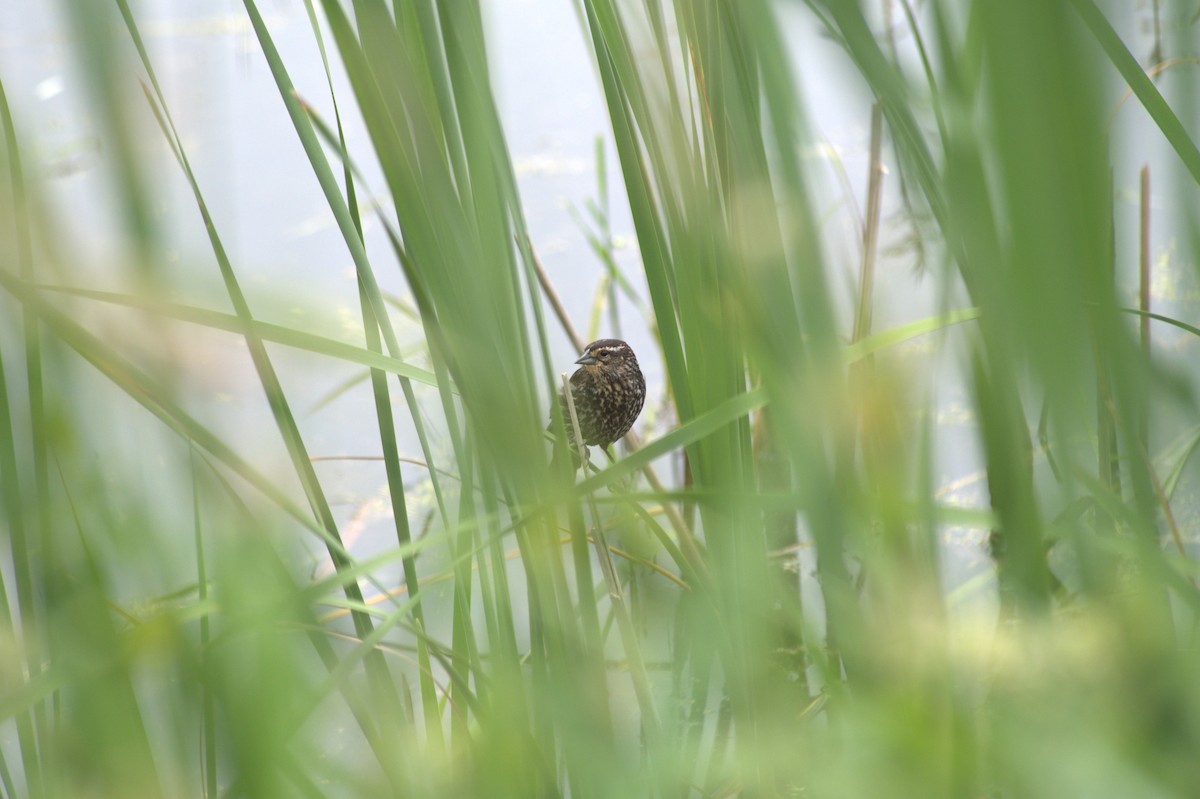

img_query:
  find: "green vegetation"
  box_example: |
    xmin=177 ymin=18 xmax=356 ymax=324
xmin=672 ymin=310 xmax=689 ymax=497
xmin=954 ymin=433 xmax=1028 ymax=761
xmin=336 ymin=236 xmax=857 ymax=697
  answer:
xmin=2 ymin=0 xmax=1199 ymax=796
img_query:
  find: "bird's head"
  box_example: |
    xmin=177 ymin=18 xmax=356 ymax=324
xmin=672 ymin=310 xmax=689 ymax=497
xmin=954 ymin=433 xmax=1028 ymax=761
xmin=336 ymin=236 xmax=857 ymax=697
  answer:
xmin=575 ymin=339 xmax=636 ymax=372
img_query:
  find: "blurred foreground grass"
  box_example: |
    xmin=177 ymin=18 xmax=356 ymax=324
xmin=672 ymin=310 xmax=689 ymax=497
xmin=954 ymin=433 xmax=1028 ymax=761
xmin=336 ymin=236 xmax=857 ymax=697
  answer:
xmin=2 ymin=0 xmax=1200 ymax=797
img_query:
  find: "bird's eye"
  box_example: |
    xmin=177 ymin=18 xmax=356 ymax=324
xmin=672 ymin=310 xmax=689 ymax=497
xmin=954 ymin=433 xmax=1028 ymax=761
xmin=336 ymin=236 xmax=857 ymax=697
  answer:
xmin=598 ymin=351 xmax=609 ymax=359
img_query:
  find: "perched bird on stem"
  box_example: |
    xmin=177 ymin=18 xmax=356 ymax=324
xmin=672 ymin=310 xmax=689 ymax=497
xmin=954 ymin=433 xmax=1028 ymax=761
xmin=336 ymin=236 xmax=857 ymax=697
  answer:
xmin=550 ymin=338 xmax=646 ymax=472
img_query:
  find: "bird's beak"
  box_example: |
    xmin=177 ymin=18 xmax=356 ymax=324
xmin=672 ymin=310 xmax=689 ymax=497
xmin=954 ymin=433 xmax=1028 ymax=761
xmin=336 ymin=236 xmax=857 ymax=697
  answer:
xmin=575 ymin=353 xmax=597 ymax=366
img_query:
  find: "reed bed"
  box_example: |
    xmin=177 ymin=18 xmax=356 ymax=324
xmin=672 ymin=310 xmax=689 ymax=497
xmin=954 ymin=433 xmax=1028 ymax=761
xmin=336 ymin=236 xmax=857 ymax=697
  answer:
xmin=1 ymin=1 xmax=1199 ymax=796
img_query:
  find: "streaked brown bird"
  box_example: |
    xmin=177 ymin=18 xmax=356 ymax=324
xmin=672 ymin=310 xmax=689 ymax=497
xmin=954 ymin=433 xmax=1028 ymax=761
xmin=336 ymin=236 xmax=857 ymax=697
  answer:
xmin=550 ymin=338 xmax=646 ymax=470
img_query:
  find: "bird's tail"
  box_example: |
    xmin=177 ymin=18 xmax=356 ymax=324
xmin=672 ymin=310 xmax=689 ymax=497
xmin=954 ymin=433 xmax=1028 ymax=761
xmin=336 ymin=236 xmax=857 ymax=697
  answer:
xmin=549 ymin=437 xmax=583 ymax=475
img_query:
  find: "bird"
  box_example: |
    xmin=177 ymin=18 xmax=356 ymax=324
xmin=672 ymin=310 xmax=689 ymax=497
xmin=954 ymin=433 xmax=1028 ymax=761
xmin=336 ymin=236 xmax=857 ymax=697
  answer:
xmin=550 ymin=338 xmax=646 ymax=471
